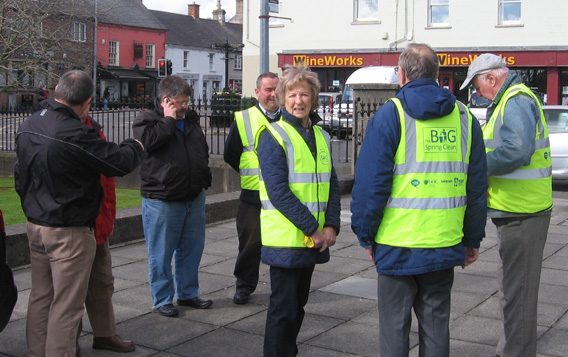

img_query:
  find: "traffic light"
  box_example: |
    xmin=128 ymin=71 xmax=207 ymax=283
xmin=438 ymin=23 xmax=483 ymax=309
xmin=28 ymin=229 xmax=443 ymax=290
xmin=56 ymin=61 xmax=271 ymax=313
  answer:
xmin=158 ymin=59 xmax=167 ymax=77
xmin=166 ymin=59 xmax=172 ymax=76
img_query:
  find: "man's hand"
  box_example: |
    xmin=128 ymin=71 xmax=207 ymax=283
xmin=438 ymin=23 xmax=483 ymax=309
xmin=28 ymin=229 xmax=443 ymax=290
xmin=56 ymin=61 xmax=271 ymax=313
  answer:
xmin=162 ymin=97 xmax=178 ymax=120
xmin=365 ymin=247 xmax=373 ymax=263
xmin=462 ymin=247 xmax=479 ymax=268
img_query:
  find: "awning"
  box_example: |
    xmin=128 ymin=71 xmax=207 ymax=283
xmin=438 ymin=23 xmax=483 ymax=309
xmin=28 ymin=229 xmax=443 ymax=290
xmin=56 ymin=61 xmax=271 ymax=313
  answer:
xmin=100 ymin=68 xmax=150 ymax=80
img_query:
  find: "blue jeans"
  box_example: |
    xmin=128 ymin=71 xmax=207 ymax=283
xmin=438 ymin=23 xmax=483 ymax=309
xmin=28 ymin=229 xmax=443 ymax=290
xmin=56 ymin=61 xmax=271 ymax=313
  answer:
xmin=142 ymin=191 xmax=206 ymax=308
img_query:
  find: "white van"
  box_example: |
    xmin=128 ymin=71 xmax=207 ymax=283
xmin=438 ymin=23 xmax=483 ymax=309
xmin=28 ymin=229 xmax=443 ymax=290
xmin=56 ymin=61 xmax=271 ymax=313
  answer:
xmin=332 ymin=66 xmax=399 ymax=138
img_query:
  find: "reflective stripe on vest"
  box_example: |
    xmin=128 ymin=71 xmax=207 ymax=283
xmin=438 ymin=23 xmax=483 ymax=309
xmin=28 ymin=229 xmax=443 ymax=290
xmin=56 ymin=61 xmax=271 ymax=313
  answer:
xmin=256 ymin=120 xmax=332 ymax=248
xmin=482 ymin=84 xmax=552 ymax=213
xmin=375 ymin=98 xmax=472 ymax=248
xmin=235 ymin=107 xmax=269 ymax=190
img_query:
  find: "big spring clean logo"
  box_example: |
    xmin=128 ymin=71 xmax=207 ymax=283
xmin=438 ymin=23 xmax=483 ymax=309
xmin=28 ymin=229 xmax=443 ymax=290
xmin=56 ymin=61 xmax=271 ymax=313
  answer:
xmin=423 ymin=127 xmax=458 ymax=153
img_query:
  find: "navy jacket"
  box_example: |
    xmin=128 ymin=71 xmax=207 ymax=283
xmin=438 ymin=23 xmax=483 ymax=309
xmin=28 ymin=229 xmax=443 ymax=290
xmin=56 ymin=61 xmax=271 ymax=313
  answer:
xmin=257 ymin=110 xmax=341 ymax=268
xmin=350 ymin=79 xmax=488 ymax=275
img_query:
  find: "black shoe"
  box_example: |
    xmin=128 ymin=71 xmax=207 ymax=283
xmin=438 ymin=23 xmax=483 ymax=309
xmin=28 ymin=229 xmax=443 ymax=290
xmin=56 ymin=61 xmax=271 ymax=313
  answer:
xmin=233 ymin=291 xmax=250 ymax=305
xmin=177 ymin=297 xmax=213 ymax=309
xmin=155 ymin=304 xmax=179 ymax=317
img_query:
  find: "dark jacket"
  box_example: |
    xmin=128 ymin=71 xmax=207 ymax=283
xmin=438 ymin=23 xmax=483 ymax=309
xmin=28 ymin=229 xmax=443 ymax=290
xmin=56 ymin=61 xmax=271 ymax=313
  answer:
xmin=350 ymin=79 xmax=488 ymax=275
xmin=257 ymin=110 xmax=341 ymax=268
xmin=15 ymin=99 xmax=142 ymax=228
xmin=133 ymin=104 xmax=212 ymax=201
xmin=223 ymin=104 xmax=279 ymax=207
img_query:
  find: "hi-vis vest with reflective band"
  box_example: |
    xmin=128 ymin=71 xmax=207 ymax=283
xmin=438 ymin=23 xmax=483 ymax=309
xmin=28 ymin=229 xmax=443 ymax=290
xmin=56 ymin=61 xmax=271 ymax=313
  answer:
xmin=235 ymin=107 xmax=270 ymax=190
xmin=256 ymin=120 xmax=332 ymax=248
xmin=375 ymin=98 xmax=472 ymax=248
xmin=482 ymin=84 xmax=552 ymax=213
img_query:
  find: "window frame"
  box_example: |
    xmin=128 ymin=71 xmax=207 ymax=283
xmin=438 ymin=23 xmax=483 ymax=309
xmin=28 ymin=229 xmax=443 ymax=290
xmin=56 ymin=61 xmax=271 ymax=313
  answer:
xmin=183 ymin=51 xmax=190 ymax=69
xmin=71 ymin=22 xmax=86 ymax=42
xmin=209 ymin=53 xmax=215 ymax=71
xmin=234 ymin=54 xmax=242 ymax=70
xmin=146 ymin=44 xmax=155 ymax=68
xmin=353 ymin=0 xmax=379 ymax=23
xmin=109 ymin=40 xmax=119 ymax=66
xmin=499 ymin=0 xmax=522 ymax=25
xmin=428 ymin=0 xmax=450 ymax=27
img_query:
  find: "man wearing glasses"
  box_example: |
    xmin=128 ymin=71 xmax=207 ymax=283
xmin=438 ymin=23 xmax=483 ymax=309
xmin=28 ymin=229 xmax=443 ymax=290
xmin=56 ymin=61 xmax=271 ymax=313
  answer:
xmin=133 ymin=75 xmax=213 ymax=318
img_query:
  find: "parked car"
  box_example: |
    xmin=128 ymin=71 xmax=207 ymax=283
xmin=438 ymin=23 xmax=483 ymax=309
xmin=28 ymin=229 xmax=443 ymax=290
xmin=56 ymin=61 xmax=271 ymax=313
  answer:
xmin=469 ymin=107 xmax=488 ymax=126
xmin=316 ymin=92 xmax=342 ymax=137
xmin=331 ymin=66 xmax=399 ymax=139
xmin=468 ymin=91 xmax=491 ymax=126
xmin=543 ymin=105 xmax=568 ymax=182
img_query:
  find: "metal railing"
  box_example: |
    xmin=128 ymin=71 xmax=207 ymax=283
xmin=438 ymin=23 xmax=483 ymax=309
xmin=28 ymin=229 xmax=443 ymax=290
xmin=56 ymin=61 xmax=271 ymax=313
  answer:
xmin=0 ymin=97 xmax=367 ymax=164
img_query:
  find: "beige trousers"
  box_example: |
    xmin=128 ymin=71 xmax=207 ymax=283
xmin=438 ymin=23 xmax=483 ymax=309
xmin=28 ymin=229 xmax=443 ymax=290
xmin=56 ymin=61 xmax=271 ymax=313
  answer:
xmin=26 ymin=223 xmax=96 ymax=357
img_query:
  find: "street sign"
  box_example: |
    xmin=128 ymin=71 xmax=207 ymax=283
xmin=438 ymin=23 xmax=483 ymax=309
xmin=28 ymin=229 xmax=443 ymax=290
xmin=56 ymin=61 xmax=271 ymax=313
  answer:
xmin=269 ymin=0 xmax=279 ymax=13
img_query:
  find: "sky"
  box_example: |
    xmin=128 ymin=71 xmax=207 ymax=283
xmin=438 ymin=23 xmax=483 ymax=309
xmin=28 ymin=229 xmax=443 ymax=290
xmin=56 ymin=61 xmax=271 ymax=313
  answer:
xmin=142 ymin=0 xmax=236 ymax=21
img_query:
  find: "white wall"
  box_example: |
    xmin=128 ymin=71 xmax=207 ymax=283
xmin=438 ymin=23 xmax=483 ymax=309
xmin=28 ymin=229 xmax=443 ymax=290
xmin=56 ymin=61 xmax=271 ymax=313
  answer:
xmin=166 ymin=45 xmax=226 ymax=100
xmin=242 ymin=0 xmax=568 ymax=95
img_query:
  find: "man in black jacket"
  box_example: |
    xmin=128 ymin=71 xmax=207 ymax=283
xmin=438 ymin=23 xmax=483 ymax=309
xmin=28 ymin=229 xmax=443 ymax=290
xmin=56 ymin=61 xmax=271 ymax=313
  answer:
xmin=133 ymin=75 xmax=212 ymax=318
xmin=15 ymin=70 xmax=143 ymax=357
xmin=223 ymin=72 xmax=280 ymax=305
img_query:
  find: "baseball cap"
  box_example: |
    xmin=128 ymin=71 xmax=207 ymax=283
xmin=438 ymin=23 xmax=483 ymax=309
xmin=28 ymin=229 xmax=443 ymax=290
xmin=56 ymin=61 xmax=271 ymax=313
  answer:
xmin=459 ymin=53 xmax=507 ymax=90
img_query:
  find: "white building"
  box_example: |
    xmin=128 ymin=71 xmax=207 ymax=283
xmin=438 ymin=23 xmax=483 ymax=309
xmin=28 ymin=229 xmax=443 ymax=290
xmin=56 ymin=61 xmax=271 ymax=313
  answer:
xmin=242 ymin=0 xmax=568 ymax=105
xmin=151 ymin=3 xmax=243 ymax=100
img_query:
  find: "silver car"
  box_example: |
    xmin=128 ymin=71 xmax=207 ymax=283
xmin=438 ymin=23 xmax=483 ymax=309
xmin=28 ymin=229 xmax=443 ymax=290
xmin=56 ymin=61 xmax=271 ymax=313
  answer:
xmin=544 ymin=105 xmax=568 ymax=182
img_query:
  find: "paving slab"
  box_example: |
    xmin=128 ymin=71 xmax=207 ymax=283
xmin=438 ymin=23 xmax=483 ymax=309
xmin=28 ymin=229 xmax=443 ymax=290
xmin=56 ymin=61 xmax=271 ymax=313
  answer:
xmin=2 ymin=194 xmax=568 ymax=356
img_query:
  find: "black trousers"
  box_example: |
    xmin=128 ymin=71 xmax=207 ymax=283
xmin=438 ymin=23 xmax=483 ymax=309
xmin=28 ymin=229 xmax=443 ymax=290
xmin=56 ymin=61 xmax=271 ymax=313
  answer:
xmin=233 ymin=200 xmax=262 ymax=294
xmin=263 ymin=265 xmax=314 ymax=357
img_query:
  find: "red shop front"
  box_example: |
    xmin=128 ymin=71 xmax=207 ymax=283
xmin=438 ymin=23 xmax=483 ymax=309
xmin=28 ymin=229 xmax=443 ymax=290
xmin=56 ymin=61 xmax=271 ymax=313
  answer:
xmin=278 ymin=49 xmax=568 ymax=105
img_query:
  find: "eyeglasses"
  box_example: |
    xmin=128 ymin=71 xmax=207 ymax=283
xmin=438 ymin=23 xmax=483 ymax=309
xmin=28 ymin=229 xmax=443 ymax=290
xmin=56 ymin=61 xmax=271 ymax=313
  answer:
xmin=394 ymin=66 xmax=399 ymax=74
xmin=168 ymin=98 xmax=190 ymax=107
xmin=173 ymin=99 xmax=190 ymax=107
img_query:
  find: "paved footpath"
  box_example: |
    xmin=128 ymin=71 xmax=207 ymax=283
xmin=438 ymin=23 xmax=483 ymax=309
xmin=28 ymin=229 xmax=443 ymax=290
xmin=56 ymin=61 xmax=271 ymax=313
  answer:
xmin=1 ymin=195 xmax=568 ymax=356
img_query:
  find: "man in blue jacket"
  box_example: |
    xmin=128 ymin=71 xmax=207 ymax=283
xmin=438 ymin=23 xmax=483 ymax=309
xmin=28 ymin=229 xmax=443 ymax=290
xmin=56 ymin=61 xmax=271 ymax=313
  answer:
xmin=351 ymin=44 xmax=488 ymax=357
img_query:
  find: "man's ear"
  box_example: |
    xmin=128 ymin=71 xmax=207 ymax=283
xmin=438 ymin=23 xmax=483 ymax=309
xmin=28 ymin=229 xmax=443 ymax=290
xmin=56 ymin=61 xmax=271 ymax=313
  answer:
xmin=486 ymin=73 xmax=497 ymax=87
xmin=82 ymin=97 xmax=92 ymax=110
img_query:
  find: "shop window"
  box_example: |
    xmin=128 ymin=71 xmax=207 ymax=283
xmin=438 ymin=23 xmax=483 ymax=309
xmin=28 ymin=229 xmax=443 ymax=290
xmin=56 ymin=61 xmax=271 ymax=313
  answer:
xmin=428 ymin=0 xmax=449 ymax=27
xmin=512 ymin=68 xmax=546 ymax=104
xmin=499 ymin=0 xmax=521 ymax=25
xmin=354 ymin=0 xmax=379 ymax=22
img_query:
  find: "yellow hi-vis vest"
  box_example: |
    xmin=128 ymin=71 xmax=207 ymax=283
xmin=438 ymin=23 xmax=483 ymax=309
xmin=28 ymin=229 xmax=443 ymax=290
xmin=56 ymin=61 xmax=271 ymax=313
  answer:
xmin=235 ymin=107 xmax=270 ymax=190
xmin=375 ymin=98 xmax=472 ymax=248
xmin=482 ymin=84 xmax=552 ymax=213
xmin=256 ymin=120 xmax=332 ymax=248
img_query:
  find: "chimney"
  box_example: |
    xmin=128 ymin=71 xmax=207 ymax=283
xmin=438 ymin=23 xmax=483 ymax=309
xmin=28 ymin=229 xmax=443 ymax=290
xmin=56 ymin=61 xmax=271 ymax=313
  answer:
xmin=231 ymin=0 xmax=243 ymax=24
xmin=212 ymin=0 xmax=225 ymax=25
xmin=188 ymin=2 xmax=200 ymax=19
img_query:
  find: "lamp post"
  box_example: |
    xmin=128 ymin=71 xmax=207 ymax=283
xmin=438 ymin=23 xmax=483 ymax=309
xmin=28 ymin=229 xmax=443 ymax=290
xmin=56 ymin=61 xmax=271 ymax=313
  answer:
xmin=211 ymin=40 xmax=245 ymax=92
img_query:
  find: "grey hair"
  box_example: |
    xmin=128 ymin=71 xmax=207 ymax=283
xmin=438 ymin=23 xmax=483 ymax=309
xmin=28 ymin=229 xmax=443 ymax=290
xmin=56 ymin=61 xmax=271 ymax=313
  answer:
xmin=398 ymin=43 xmax=439 ymax=81
xmin=478 ymin=67 xmax=510 ymax=82
xmin=275 ymin=64 xmax=320 ymax=111
xmin=158 ymin=75 xmax=192 ymax=99
xmin=54 ymin=70 xmax=93 ymax=106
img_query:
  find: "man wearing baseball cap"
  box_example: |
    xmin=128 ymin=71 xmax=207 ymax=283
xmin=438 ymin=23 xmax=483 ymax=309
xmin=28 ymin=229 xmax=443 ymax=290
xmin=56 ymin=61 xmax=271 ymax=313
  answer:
xmin=462 ymin=53 xmax=552 ymax=356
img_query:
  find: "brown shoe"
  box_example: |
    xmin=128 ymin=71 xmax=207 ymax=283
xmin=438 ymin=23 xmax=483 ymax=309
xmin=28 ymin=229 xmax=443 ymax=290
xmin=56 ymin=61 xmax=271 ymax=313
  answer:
xmin=93 ymin=335 xmax=136 ymax=353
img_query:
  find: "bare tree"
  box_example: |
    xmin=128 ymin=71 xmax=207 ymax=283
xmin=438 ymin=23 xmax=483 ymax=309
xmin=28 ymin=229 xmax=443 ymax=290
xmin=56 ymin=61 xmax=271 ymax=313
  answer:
xmin=0 ymin=0 xmax=94 ymax=94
